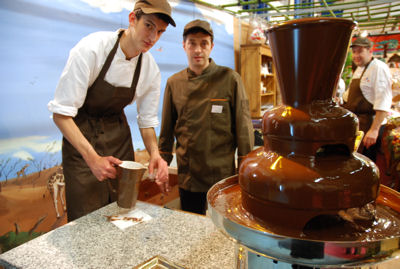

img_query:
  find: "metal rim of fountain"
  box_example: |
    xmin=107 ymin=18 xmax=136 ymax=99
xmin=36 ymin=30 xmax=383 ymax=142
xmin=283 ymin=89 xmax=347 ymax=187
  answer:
xmin=207 ymin=175 xmax=400 ymax=267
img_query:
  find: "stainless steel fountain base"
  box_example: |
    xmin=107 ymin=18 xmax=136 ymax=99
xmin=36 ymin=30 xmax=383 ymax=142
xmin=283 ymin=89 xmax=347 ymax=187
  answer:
xmin=207 ymin=175 xmax=400 ymax=268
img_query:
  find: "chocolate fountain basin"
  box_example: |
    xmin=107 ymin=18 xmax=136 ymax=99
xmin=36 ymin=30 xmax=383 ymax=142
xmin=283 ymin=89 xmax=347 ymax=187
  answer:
xmin=207 ymin=175 xmax=400 ymax=267
xmin=210 ymin=17 xmax=400 ymax=267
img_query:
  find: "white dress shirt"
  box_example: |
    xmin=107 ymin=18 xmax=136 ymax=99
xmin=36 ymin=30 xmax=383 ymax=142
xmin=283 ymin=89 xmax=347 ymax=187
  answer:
xmin=48 ymin=30 xmax=161 ymax=128
xmin=343 ymin=58 xmax=392 ymax=112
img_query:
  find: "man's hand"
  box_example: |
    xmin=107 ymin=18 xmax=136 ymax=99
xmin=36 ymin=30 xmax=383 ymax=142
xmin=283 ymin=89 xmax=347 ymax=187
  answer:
xmin=363 ymin=129 xmax=379 ymax=149
xmin=86 ymin=155 xmax=122 ymax=181
xmin=139 ymin=127 xmax=170 ymax=194
xmin=363 ymin=110 xmax=388 ymax=149
xmin=149 ymin=156 xmax=170 ymax=193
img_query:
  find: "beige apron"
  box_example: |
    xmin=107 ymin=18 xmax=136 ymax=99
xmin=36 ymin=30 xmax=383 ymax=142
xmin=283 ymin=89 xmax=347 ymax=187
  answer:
xmin=62 ymin=31 xmax=142 ymax=221
xmin=343 ymin=59 xmax=374 ymax=153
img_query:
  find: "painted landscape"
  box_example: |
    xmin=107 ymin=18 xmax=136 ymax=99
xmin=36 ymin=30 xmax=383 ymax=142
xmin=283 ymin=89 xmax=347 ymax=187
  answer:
xmin=0 ymin=165 xmax=66 ymax=253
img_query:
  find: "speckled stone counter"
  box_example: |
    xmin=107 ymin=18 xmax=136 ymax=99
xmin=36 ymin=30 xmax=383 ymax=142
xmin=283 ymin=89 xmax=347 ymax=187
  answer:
xmin=0 ymin=201 xmax=235 ymax=269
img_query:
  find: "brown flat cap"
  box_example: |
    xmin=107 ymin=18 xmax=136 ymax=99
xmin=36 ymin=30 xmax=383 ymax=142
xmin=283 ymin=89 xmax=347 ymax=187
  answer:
xmin=351 ymin=37 xmax=373 ymax=48
xmin=183 ymin=19 xmax=213 ymax=38
xmin=134 ymin=0 xmax=176 ymax=27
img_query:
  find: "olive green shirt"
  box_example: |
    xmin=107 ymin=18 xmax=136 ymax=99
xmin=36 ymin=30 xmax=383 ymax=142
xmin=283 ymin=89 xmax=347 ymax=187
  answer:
xmin=159 ymin=59 xmax=254 ymax=192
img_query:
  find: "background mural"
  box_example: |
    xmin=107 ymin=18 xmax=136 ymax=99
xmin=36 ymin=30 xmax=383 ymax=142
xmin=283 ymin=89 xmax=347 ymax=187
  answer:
xmin=368 ymin=33 xmax=400 ymax=60
xmin=0 ymin=0 xmax=235 ymax=252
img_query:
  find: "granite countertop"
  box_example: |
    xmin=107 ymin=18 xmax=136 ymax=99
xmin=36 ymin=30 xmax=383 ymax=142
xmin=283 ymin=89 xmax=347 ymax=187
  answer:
xmin=0 ymin=202 xmax=236 ymax=269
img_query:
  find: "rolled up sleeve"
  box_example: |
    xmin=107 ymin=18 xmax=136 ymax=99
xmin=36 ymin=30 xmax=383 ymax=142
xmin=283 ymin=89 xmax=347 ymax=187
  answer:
xmin=47 ymin=100 xmax=79 ymax=116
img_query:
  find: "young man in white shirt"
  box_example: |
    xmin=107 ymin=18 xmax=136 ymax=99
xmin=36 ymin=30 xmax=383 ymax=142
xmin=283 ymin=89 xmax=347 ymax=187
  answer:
xmin=48 ymin=0 xmax=175 ymax=221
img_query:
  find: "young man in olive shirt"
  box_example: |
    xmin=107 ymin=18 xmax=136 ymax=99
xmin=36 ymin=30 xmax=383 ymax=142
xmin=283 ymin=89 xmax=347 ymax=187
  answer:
xmin=159 ymin=20 xmax=254 ymax=214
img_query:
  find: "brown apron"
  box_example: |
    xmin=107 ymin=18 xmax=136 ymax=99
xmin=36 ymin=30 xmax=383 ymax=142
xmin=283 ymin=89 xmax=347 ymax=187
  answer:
xmin=343 ymin=59 xmax=374 ymax=152
xmin=62 ymin=31 xmax=142 ymax=221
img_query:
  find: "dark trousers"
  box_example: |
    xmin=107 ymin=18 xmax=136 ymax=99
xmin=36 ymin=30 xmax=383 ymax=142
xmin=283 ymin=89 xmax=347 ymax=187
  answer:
xmin=179 ymin=188 xmax=207 ymax=215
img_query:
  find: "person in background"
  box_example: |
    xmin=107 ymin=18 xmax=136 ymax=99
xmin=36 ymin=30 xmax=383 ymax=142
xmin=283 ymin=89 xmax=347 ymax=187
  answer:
xmin=47 ymin=0 xmax=175 ymax=221
xmin=158 ymin=19 xmax=254 ymax=215
xmin=343 ymin=36 xmax=392 ymax=162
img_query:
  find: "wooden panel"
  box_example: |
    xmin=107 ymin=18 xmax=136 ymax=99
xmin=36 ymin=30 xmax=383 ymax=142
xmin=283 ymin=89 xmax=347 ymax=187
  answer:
xmin=241 ymin=45 xmax=261 ymax=117
xmin=260 ymin=45 xmax=271 ymax=57
xmin=138 ymin=173 xmax=179 ymax=206
xmin=240 ymin=44 xmax=277 ymax=118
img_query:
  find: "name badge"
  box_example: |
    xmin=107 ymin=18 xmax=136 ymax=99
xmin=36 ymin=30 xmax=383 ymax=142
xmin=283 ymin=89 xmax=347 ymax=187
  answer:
xmin=211 ymin=105 xmax=223 ymax=113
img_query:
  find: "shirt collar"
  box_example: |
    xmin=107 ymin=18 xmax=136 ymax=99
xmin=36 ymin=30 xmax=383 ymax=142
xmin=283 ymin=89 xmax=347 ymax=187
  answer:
xmin=116 ymin=44 xmax=141 ymax=63
xmin=187 ymin=58 xmax=216 ymax=78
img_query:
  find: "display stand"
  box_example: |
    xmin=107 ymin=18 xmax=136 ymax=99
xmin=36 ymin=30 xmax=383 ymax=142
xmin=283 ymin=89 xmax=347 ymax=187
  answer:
xmin=240 ymin=44 xmax=277 ymax=118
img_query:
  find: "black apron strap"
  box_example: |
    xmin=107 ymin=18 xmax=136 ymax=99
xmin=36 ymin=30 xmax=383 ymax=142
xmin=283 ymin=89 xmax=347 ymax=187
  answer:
xmin=97 ymin=31 xmax=124 ymax=81
xmin=359 ymin=58 xmax=373 ymax=80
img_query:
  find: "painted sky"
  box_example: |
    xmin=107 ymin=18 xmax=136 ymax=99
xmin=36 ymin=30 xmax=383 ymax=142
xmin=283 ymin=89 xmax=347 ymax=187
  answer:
xmin=0 ymin=0 xmax=235 ymax=179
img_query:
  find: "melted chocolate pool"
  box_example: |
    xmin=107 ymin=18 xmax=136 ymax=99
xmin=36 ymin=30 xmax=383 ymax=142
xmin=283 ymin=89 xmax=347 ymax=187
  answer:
xmin=212 ymin=184 xmax=400 ymax=242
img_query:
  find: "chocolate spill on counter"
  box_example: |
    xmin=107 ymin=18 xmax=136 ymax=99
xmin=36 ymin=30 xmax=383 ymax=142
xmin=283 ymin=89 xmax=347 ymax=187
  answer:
xmin=105 ymin=215 xmax=143 ymax=223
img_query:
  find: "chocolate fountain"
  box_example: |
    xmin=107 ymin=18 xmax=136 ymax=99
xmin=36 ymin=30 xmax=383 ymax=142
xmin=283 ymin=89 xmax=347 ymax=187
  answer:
xmin=208 ymin=18 xmax=400 ymax=268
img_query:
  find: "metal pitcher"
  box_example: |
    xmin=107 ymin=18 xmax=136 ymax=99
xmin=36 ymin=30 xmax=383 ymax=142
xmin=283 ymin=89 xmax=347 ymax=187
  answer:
xmin=116 ymin=161 xmax=146 ymax=209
